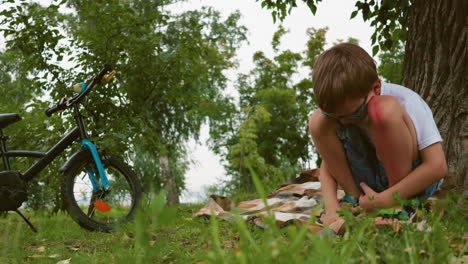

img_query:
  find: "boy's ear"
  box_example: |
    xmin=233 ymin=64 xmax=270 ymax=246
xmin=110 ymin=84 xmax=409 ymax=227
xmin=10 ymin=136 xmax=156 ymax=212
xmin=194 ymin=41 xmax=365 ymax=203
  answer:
xmin=372 ymin=79 xmax=382 ymax=95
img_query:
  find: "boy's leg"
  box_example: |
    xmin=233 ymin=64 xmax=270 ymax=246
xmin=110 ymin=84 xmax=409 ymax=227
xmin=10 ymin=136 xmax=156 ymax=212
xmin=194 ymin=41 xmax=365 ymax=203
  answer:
xmin=368 ymin=96 xmax=419 ymax=186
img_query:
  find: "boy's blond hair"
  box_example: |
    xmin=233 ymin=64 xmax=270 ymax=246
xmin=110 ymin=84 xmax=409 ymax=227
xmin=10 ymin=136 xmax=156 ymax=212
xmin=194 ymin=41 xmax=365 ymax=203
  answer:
xmin=312 ymin=43 xmax=378 ymax=112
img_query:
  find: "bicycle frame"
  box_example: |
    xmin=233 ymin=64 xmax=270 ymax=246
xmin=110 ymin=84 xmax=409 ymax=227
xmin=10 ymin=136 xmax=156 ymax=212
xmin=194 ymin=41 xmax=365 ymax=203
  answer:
xmin=0 ymin=76 xmax=111 ymax=192
xmin=1 ymin=127 xmax=80 ymax=180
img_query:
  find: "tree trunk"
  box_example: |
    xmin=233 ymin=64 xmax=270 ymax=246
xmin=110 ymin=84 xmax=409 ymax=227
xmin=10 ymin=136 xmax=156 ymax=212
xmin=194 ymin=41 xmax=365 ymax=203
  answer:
xmin=402 ymin=0 xmax=467 ymax=189
xmin=159 ymin=153 xmax=179 ymax=205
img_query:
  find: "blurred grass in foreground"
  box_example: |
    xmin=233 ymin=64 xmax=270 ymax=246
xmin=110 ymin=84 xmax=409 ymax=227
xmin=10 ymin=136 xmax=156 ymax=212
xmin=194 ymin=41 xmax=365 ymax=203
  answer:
xmin=0 ymin=187 xmax=466 ymax=264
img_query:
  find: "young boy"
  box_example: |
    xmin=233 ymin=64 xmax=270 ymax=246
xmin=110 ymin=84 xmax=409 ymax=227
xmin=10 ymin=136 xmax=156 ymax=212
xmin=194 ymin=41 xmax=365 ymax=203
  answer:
xmin=308 ymin=43 xmax=447 ymax=225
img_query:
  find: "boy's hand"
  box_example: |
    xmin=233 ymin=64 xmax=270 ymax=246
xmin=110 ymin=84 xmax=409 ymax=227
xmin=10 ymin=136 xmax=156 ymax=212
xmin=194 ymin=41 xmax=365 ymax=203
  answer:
xmin=359 ymin=182 xmax=379 ymax=211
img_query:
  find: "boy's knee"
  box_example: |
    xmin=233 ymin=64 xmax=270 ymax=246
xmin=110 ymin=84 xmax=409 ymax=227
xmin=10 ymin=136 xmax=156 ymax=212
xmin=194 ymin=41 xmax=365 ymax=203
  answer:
xmin=368 ymin=96 xmax=401 ymax=128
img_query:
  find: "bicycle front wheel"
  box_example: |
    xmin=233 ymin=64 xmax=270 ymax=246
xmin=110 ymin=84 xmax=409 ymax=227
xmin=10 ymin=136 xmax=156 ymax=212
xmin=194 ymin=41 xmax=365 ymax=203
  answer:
xmin=61 ymin=154 xmax=142 ymax=232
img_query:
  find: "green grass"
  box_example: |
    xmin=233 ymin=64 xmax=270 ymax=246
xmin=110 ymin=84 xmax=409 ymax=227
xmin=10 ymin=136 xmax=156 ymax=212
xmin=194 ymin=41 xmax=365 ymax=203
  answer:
xmin=0 ymin=192 xmax=466 ymax=264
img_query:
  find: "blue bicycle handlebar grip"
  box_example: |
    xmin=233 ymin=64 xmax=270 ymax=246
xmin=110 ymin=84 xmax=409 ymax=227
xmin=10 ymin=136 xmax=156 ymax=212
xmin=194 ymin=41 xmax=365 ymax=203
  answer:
xmin=73 ymin=82 xmax=86 ymax=94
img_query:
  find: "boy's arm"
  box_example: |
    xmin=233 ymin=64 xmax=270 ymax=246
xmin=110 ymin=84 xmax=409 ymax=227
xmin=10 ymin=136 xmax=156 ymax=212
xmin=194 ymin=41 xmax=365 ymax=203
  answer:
xmin=360 ymin=142 xmax=447 ymax=209
xmin=319 ymin=160 xmax=343 ymax=224
xmin=308 ymin=110 xmax=361 ymax=200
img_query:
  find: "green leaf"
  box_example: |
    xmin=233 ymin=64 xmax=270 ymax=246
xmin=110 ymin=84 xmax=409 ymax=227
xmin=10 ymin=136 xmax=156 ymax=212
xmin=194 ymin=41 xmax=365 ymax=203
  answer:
xmin=306 ymin=1 xmax=318 ymax=15
xmin=384 ymin=39 xmax=393 ymax=50
xmin=350 ymin=10 xmax=358 ymax=19
xmin=371 ymin=33 xmax=377 ymax=45
xmin=372 ymin=45 xmax=379 ymax=56
xmin=310 ymin=4 xmax=317 ymax=15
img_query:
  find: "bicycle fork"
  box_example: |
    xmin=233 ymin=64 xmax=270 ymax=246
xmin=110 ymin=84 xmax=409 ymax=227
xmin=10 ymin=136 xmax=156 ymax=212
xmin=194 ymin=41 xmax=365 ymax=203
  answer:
xmin=81 ymin=139 xmax=110 ymax=192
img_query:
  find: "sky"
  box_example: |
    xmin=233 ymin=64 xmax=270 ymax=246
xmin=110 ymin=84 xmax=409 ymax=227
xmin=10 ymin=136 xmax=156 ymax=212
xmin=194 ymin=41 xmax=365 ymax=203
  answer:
xmin=173 ymin=0 xmax=375 ymax=203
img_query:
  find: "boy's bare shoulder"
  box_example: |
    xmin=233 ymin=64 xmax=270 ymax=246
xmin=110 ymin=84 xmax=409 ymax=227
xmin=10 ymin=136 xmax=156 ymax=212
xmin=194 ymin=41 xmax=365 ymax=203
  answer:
xmin=368 ymin=95 xmax=405 ymax=120
xmin=308 ymin=109 xmax=337 ymax=138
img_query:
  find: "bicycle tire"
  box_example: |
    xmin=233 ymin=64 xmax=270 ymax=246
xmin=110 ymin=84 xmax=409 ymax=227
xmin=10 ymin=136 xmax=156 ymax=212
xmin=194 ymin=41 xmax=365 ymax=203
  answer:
xmin=61 ymin=154 xmax=142 ymax=232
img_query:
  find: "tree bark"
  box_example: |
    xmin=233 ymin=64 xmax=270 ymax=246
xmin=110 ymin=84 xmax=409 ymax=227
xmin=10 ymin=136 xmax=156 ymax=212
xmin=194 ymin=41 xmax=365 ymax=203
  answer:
xmin=402 ymin=0 xmax=468 ymax=189
xmin=159 ymin=153 xmax=180 ymax=205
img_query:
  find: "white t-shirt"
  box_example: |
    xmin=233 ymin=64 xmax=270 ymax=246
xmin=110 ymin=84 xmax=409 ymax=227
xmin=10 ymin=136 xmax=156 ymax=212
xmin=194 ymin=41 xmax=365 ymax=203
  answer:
xmin=381 ymin=82 xmax=442 ymax=150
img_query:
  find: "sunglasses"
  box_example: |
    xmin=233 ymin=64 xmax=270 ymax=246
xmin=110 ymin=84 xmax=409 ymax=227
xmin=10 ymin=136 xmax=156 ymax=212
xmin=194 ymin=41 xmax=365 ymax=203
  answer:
xmin=321 ymin=95 xmax=368 ymax=120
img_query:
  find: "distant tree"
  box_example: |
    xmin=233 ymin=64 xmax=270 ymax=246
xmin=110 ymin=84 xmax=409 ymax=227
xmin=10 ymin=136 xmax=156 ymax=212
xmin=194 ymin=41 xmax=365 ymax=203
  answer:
xmin=212 ymin=27 xmax=326 ymax=193
xmin=378 ymin=39 xmax=404 ymax=84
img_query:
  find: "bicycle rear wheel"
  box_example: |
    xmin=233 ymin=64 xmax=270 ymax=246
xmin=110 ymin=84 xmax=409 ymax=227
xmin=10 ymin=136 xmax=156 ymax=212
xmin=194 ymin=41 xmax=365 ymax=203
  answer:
xmin=61 ymin=154 xmax=142 ymax=232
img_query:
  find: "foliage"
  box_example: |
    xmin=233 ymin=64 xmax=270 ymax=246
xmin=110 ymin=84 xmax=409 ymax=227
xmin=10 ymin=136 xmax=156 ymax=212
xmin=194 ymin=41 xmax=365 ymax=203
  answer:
xmin=133 ymin=144 xmax=191 ymax=198
xmin=378 ymin=39 xmax=404 ymax=84
xmin=210 ymin=27 xmax=329 ymax=194
xmin=256 ymin=0 xmax=409 ymax=87
xmin=257 ymin=0 xmax=322 ymax=22
xmin=257 ymin=0 xmax=410 ymax=56
xmin=67 ymin=0 xmax=247 ymax=201
xmin=302 ymin=27 xmax=327 ymax=70
xmin=0 ymin=49 xmax=70 ymax=210
xmin=351 ymin=1 xmax=410 ymax=55
xmin=226 ymin=105 xmax=284 ymax=192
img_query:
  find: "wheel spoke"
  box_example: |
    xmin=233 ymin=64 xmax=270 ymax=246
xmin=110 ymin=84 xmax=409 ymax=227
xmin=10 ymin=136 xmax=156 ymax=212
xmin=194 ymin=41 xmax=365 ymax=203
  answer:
xmin=64 ymin=155 xmax=141 ymax=231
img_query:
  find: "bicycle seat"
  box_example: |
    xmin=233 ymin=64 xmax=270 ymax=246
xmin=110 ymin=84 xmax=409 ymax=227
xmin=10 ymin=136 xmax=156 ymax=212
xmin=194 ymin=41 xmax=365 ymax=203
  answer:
xmin=0 ymin=113 xmax=22 ymax=129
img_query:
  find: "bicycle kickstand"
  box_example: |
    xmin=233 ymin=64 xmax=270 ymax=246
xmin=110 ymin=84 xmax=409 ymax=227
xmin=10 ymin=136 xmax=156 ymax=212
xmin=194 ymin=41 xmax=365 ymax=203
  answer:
xmin=14 ymin=209 xmax=38 ymax=233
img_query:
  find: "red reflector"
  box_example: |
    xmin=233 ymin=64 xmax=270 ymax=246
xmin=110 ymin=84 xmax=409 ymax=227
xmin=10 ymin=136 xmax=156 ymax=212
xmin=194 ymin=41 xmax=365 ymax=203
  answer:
xmin=94 ymin=201 xmax=111 ymax=212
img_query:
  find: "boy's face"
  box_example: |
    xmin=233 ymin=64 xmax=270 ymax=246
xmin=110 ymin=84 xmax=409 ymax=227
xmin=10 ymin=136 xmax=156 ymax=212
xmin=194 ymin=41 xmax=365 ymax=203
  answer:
xmin=329 ymin=95 xmax=370 ymax=124
xmin=321 ymin=79 xmax=381 ymax=124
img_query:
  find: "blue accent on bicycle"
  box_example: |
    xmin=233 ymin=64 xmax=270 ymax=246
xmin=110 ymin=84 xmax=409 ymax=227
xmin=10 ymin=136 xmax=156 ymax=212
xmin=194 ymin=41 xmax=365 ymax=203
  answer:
xmin=81 ymin=138 xmax=110 ymax=191
xmin=79 ymin=82 xmax=86 ymax=94
xmin=84 ymin=166 xmax=100 ymax=192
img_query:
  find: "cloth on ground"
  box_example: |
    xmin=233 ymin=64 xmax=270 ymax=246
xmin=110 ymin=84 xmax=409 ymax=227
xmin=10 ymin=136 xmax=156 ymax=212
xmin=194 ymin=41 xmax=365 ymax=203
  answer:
xmin=194 ymin=168 xmax=438 ymax=235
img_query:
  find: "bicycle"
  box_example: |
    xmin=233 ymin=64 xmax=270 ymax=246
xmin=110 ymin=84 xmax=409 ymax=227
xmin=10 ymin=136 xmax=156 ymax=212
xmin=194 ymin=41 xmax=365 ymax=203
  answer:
xmin=0 ymin=65 xmax=142 ymax=232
